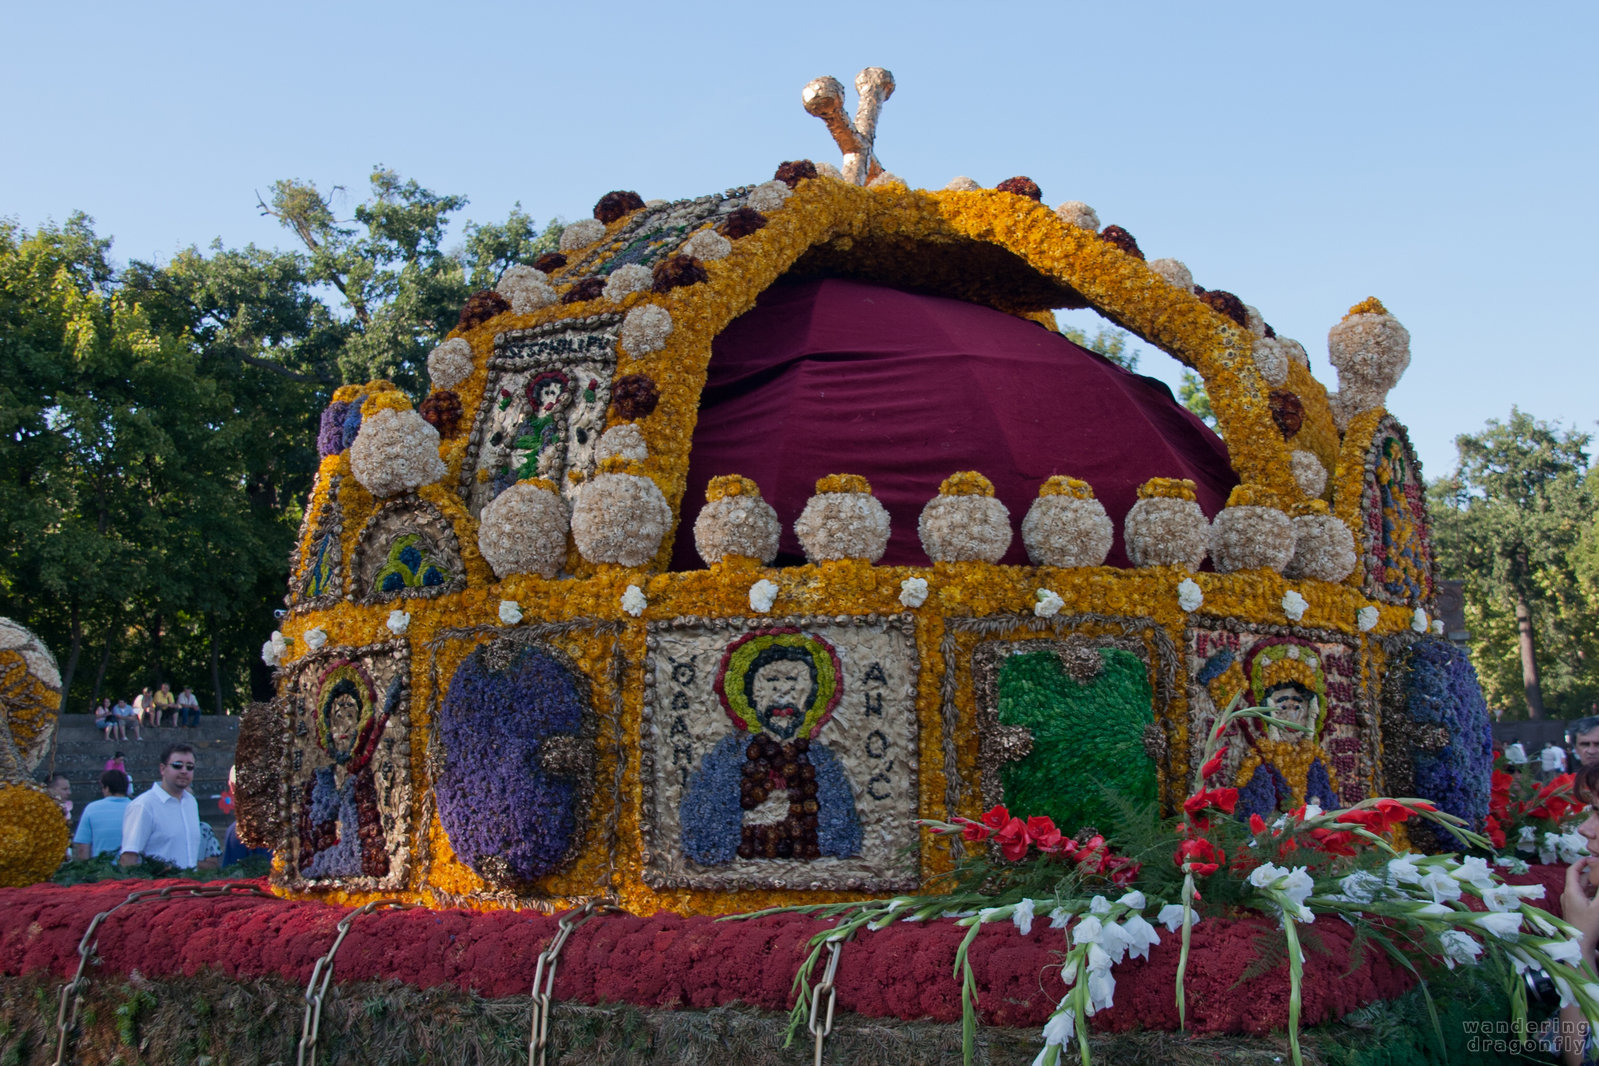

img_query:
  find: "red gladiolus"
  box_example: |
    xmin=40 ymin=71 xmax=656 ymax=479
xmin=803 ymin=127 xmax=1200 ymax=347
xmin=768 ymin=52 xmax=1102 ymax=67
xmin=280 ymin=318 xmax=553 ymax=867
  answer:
xmin=1249 ymin=814 xmax=1268 ymax=835
xmin=1200 ymin=751 xmax=1225 ymax=779
xmin=1026 ymin=816 xmax=1063 ymax=852
xmin=981 ymin=805 xmax=1011 ymax=832
xmin=1188 ymin=862 xmax=1221 ymax=876
xmin=1184 ymin=788 xmax=1240 ymax=817
xmin=1485 ymin=814 xmax=1507 ymax=850
xmin=960 ymin=819 xmax=991 ymax=843
xmin=994 ymin=817 xmax=1031 ymax=862
xmin=1308 ymin=828 xmax=1359 ymax=857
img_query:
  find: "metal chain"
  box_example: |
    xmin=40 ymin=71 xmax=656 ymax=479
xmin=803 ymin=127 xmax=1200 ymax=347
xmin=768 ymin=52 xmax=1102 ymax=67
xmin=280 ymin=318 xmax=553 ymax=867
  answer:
xmin=297 ymin=899 xmax=417 ymax=1066
xmin=529 ymin=900 xmax=623 ymax=1066
xmin=53 ymin=881 xmax=280 ymax=1066
xmin=807 ymin=931 xmax=851 ymax=1066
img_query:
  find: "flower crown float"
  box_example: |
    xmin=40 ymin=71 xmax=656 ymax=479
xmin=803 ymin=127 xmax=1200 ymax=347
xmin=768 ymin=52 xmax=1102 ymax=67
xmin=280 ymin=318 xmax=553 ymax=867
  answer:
xmin=247 ymin=60 xmax=1489 ymax=952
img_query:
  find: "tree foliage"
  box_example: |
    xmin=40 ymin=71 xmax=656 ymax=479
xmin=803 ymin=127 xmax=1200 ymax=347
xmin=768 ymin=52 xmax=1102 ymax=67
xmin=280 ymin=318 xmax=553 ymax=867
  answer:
xmin=1 ymin=173 xmax=561 ymax=716
xmin=1061 ymin=324 xmax=1141 ymax=372
xmin=1429 ymin=409 xmax=1597 ymax=719
xmin=1178 ymin=370 xmax=1216 ymax=429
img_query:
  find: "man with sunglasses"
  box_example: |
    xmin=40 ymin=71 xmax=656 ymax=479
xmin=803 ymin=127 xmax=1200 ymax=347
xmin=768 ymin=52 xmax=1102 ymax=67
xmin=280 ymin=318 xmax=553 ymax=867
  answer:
xmin=119 ymin=744 xmax=216 ymax=869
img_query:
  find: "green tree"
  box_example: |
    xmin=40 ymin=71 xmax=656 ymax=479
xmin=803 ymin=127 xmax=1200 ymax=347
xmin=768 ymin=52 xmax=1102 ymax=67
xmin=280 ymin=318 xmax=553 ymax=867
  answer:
xmin=1061 ymin=324 xmax=1140 ymax=371
xmin=1178 ymin=370 xmax=1216 ymax=429
xmin=1429 ymin=410 xmax=1597 ymax=719
xmin=259 ymin=169 xmax=560 ymax=391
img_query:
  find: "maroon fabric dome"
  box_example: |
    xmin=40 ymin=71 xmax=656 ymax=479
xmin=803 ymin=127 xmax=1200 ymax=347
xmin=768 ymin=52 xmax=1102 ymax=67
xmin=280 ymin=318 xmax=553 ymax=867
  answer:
xmin=672 ymin=278 xmax=1236 ymax=569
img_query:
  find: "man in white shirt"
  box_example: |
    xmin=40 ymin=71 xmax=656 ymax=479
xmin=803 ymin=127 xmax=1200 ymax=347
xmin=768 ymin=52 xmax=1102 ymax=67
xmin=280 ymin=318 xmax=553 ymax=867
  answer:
xmin=120 ymin=744 xmax=217 ymax=869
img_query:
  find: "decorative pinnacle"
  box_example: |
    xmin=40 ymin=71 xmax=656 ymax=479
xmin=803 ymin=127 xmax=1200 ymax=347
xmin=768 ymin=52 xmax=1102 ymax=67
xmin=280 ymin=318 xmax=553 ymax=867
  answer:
xmin=801 ymin=67 xmax=895 ymax=185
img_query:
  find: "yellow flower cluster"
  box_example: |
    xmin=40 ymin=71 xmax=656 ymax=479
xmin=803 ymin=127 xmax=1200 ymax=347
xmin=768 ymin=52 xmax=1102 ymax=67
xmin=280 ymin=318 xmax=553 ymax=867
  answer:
xmin=815 ymin=473 xmax=873 ymax=495
xmin=938 ymin=471 xmax=996 ymax=497
xmin=0 ymin=782 xmax=70 ymax=888
xmin=1139 ymin=477 xmax=1199 ymax=501
xmin=704 ymin=474 xmax=760 ymax=502
xmin=1038 ymin=475 xmax=1096 ymax=499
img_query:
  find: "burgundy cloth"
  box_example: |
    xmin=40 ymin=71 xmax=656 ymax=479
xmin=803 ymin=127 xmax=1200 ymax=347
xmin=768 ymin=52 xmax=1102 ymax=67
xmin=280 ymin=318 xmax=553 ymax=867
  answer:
xmin=673 ymin=278 xmax=1236 ymax=569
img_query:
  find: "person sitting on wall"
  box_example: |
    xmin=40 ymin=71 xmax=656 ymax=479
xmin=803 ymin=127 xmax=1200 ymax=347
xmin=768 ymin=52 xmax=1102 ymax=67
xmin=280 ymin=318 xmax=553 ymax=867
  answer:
xmin=680 ymin=630 xmax=862 ymax=865
xmin=111 ymin=697 xmax=141 ymax=741
xmin=93 ymin=699 xmax=118 ymax=741
xmin=176 ymin=685 xmax=201 ymax=728
xmin=153 ymin=682 xmax=176 ymax=727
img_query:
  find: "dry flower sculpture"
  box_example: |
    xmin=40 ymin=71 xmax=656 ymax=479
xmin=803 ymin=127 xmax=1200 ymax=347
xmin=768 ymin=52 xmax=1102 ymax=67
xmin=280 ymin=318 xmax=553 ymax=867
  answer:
xmin=918 ymin=472 xmax=1012 ymax=563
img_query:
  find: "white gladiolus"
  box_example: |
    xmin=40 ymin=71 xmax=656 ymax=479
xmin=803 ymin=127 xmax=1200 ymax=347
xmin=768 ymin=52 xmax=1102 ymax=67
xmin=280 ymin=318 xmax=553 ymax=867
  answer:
xmin=1119 ymin=914 xmax=1161 ymax=961
xmin=1157 ymin=904 xmax=1196 ymax=932
xmin=1438 ymin=929 xmax=1484 ymax=969
xmin=1471 ymin=910 xmax=1524 ymax=940
xmin=1387 ymin=854 xmax=1424 ymax=885
xmin=1012 ymin=898 xmax=1036 ymax=936
xmin=1416 ymin=870 xmax=1463 ymax=905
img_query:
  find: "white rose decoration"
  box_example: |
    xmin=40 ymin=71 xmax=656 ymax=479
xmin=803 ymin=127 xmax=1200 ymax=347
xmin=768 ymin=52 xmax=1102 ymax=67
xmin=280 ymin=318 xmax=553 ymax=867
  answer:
xmin=1177 ymin=578 xmax=1204 ymax=613
xmin=1412 ymin=608 xmax=1429 ymax=633
xmin=748 ymin=579 xmax=779 ymax=613
xmin=1357 ymin=606 xmax=1380 ymax=632
xmin=1034 ymin=589 xmax=1064 ymax=618
xmin=1282 ymin=590 xmax=1309 ymax=621
xmin=498 ymin=600 xmax=523 ymax=625
xmin=899 ymin=577 xmax=930 ymax=608
xmin=621 ymin=585 xmax=648 ymax=617
xmin=387 ymin=610 xmax=411 ymax=635
xmin=303 ymin=627 xmax=328 ymax=651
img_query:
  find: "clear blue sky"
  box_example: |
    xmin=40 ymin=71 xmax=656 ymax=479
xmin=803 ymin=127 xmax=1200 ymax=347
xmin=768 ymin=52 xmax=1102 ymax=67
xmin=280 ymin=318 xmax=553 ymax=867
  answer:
xmin=3 ymin=1 xmax=1594 ymax=477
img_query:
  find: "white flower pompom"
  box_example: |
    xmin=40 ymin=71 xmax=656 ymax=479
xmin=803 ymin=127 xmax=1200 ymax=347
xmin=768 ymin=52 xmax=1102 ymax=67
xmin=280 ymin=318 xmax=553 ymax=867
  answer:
xmin=1177 ymin=578 xmax=1204 ymax=612
xmin=621 ymin=585 xmax=648 ymax=617
xmin=1033 ymin=589 xmax=1064 ymax=618
xmin=748 ymin=579 xmax=779 ymax=613
xmin=1432 ymin=619 xmax=1445 ymax=636
xmin=620 ymin=304 xmax=673 ymax=355
xmin=1328 ymin=303 xmax=1411 ymax=420
xmin=1357 ymin=605 xmax=1380 ymax=632
xmin=1124 ymin=496 xmax=1209 ymax=571
xmin=478 ymin=481 xmax=570 ymax=579
xmin=558 ymin=218 xmax=606 ymax=251
xmin=1290 ymin=450 xmax=1328 ymax=498
xmin=498 ymin=600 xmax=522 ymax=625
xmin=303 ymin=627 xmax=328 ymax=651
xmin=261 ymin=630 xmax=289 ymax=667
xmin=1251 ymin=336 xmax=1290 ymax=387
xmin=1209 ymin=503 xmax=1294 ymax=574
xmin=427 ymin=338 xmax=475 ymax=391
xmin=596 ymin=424 xmax=649 ymax=463
xmin=694 ymin=483 xmax=781 ymax=565
xmin=899 ymin=577 xmax=929 ymax=608
xmin=570 ymin=471 xmax=673 ymax=567
xmin=1054 ymin=201 xmax=1100 ymax=232
xmin=680 ymin=228 xmax=731 ymax=261
xmin=1282 ymin=590 xmax=1309 ymax=621
xmin=349 ymin=407 xmax=447 ymax=498
xmin=1021 ymin=483 xmax=1113 ymax=568
xmin=1284 ymin=512 xmax=1356 ymax=582
xmin=794 ymin=483 xmax=892 ymax=564
xmin=918 ymin=492 xmax=1012 ymax=563
xmin=944 ymin=176 xmax=980 ymax=191
xmin=745 ymin=180 xmax=792 ymax=212
xmin=1244 ymin=305 xmax=1267 ymax=339
xmin=1412 ymin=607 xmax=1429 ymax=633
xmin=813 ymin=161 xmax=844 ymax=180
xmin=386 ymin=610 xmax=410 ymax=635
xmin=496 ymin=264 xmax=557 ymax=314
xmin=1278 ymin=337 xmax=1310 ymax=368
xmin=868 ymin=171 xmax=906 ymax=189
xmin=602 ymin=263 xmax=654 ymax=301
xmin=1148 ymin=258 xmax=1193 ymax=293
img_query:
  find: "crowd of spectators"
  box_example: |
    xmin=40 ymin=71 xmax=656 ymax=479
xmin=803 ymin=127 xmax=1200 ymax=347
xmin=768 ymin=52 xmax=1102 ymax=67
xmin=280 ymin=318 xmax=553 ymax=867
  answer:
xmin=91 ymin=683 xmax=204 ymax=742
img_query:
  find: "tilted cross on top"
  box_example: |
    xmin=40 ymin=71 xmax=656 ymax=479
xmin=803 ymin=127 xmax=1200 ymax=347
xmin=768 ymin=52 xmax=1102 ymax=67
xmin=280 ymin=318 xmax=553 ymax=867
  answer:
xmin=801 ymin=68 xmax=895 ymax=186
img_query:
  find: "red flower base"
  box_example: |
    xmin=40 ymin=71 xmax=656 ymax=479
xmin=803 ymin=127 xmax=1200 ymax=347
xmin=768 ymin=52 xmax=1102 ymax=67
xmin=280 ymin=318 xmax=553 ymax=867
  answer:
xmin=0 ymin=867 xmax=1564 ymax=1033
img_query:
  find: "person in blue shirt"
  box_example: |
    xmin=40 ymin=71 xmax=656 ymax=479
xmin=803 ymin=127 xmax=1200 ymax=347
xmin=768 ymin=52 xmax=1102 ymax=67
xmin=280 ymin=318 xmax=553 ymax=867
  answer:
xmin=71 ymin=770 xmax=132 ymax=859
